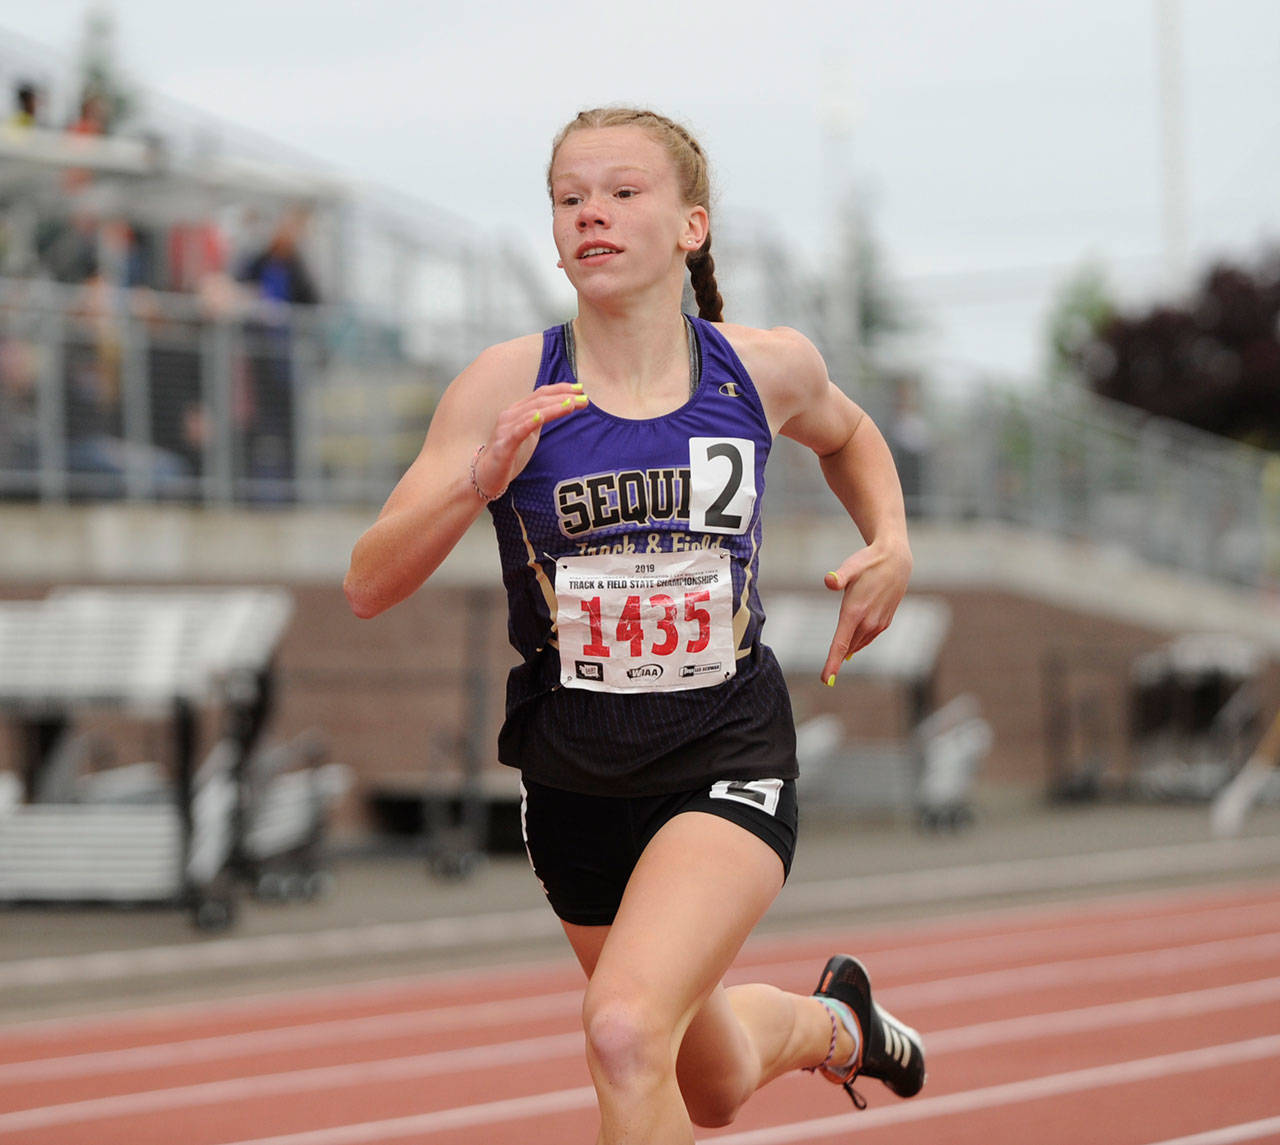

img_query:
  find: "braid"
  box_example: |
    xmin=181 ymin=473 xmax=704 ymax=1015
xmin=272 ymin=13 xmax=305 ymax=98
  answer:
xmin=687 ymin=235 xmax=724 ymax=323
xmin=550 ymin=107 xmax=726 ymax=320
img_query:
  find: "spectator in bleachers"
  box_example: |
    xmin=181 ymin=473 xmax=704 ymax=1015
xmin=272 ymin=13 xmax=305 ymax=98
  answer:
xmin=236 ymin=208 xmax=320 ymax=495
xmin=886 ymin=375 xmax=932 ymax=517
xmin=238 ymin=208 xmax=320 ymax=308
xmin=63 ymin=87 xmax=111 ymax=195
xmin=68 ymin=87 xmax=110 ymax=137
xmin=0 ymin=297 xmax=40 ymax=478
xmin=6 ymin=82 xmax=42 ymax=131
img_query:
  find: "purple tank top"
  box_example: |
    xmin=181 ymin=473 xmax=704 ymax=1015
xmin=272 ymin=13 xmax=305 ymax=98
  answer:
xmin=488 ymin=316 xmax=797 ymax=795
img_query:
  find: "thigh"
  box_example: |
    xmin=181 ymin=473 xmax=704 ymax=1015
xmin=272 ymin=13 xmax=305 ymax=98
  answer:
xmin=588 ymin=810 xmax=786 ymax=1037
xmin=653 ymin=779 xmax=798 ymax=881
xmin=519 ymin=778 xmax=637 ymax=927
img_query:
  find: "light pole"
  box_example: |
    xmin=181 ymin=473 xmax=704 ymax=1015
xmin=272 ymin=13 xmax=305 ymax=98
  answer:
xmin=1154 ymin=0 xmax=1190 ymax=293
xmin=821 ymin=57 xmax=862 ymax=391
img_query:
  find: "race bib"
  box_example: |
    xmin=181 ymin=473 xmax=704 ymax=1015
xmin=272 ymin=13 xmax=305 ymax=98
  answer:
xmin=555 ymin=548 xmax=737 ymax=693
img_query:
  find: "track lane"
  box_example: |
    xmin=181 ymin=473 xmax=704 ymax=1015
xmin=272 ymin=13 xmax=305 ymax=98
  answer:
xmin=0 ymin=879 xmax=1275 ymax=1144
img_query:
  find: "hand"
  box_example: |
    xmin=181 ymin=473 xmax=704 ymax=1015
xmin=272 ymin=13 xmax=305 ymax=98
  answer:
xmin=472 ymin=382 xmax=588 ymax=497
xmin=819 ymin=540 xmax=912 ymax=685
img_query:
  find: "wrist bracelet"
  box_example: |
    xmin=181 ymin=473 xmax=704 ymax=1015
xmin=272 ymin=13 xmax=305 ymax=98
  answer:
xmin=469 ymin=444 xmax=507 ymax=502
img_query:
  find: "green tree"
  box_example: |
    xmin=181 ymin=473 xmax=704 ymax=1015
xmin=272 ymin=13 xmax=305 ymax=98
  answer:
xmin=1045 ymin=263 xmax=1117 ymax=389
xmin=74 ymin=7 xmax=137 ymax=133
xmin=1057 ymin=251 xmax=1280 ymax=450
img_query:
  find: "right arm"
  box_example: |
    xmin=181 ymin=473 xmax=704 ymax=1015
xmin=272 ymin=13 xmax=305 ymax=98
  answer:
xmin=343 ymin=335 xmax=586 ymax=618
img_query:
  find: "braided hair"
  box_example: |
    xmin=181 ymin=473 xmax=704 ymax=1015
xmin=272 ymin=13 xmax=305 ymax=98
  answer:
xmin=548 ymin=108 xmax=725 ymax=323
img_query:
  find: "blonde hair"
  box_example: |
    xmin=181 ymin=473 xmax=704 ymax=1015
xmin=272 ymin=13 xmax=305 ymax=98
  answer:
xmin=548 ymin=107 xmax=724 ymax=322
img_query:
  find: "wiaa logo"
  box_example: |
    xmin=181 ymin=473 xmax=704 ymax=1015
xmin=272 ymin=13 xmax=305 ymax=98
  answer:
xmin=627 ymin=663 xmax=663 ymax=681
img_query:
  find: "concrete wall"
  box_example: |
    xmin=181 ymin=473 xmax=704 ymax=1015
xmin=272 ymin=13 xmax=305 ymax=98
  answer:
xmin=3 ymin=506 xmax=1278 ymax=837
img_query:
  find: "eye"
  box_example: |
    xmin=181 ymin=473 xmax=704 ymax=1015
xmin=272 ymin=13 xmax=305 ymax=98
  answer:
xmin=615 ymin=188 xmax=638 ymax=199
xmin=557 ymin=194 xmax=582 ymax=208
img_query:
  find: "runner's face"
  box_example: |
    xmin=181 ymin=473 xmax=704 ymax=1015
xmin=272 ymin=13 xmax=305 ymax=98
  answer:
xmin=550 ymin=127 xmax=706 ymax=300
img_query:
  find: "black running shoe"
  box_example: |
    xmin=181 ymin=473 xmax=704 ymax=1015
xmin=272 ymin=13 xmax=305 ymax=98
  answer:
xmin=813 ymin=954 xmax=926 ymax=1102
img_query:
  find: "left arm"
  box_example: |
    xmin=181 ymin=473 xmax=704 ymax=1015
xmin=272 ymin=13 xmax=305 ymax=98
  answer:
xmin=809 ymin=410 xmax=913 ymax=684
xmin=727 ymin=324 xmax=912 ymax=684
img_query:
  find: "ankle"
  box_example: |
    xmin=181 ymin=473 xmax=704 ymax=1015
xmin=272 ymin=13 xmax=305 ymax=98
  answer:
xmin=806 ymin=996 xmax=861 ymax=1076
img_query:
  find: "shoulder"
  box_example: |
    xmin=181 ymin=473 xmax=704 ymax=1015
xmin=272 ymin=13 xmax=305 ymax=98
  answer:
xmin=468 ymin=331 xmax=547 ymax=379
xmin=713 ymin=323 xmax=829 ymax=431
xmin=449 ymin=332 xmax=545 ymax=401
xmin=430 ymin=332 xmax=546 ymax=437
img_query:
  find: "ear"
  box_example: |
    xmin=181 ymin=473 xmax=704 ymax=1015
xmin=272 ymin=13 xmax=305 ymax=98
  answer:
xmin=681 ymin=204 xmax=709 ymax=252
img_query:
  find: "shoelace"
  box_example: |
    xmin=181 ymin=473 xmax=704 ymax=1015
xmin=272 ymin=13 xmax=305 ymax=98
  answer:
xmin=842 ymin=1078 xmax=868 ymax=1110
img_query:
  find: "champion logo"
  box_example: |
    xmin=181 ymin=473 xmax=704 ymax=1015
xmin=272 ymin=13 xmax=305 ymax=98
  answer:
xmin=881 ymin=1019 xmax=913 ymax=1068
xmin=718 ymin=382 xmax=741 ymax=398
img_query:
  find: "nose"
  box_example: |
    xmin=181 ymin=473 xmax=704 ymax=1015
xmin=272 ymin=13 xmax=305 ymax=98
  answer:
xmin=575 ymin=195 xmax=609 ymax=231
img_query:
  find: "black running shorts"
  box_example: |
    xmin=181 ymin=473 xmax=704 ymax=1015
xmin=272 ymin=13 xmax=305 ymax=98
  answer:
xmin=519 ymin=775 xmax=799 ymax=927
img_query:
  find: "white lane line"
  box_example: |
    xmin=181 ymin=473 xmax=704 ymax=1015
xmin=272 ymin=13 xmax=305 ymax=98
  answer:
xmin=0 ymin=907 xmax=562 ymax=990
xmin=0 ymin=1031 xmax=585 ymax=1134
xmin=924 ymin=975 xmax=1280 ymax=1052
xmin=0 ymin=991 xmax=583 ymax=1084
xmin=3 ymin=973 xmax=1278 ymax=1131
xmin=225 ymin=1085 xmax=599 ymax=1145
xmin=1142 ymin=1116 xmax=1280 ymax=1145
xmin=199 ymin=1034 xmax=1280 ymax=1145
xmin=3 ymin=837 xmax=1278 ymax=990
xmin=777 ymin=836 xmax=1280 ymax=918
xmin=4 ymin=876 xmax=1275 ymax=1041
xmin=832 ymin=898 xmax=1280 ymax=981
xmin=4 ymin=928 xmax=1278 ymax=1085
xmin=710 ymin=1034 xmax=1280 ymax=1145
xmin=740 ymin=930 xmax=1280 ymax=1007
xmin=736 ymin=900 xmax=1280 ymax=991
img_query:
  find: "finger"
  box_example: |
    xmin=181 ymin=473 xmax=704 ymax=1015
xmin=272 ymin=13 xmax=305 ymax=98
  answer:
xmin=820 ymin=598 xmax=890 ymax=683
xmin=820 ymin=621 xmax=861 ymax=684
xmin=494 ymin=389 xmax=588 ymax=447
xmin=480 ymin=388 xmax=591 ymax=492
xmin=822 ymin=549 xmax=873 ymax=593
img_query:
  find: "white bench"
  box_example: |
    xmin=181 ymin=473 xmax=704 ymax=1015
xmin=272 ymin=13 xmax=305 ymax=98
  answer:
xmin=0 ymin=588 xmax=294 ymax=926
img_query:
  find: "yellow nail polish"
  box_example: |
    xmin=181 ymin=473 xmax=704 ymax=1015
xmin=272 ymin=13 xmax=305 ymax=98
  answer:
xmin=532 ymin=411 xmax=542 ymax=425
xmin=826 ymin=674 xmax=836 ymax=687
xmin=562 ymin=397 xmax=572 ymax=408
xmin=575 ymin=394 xmax=589 ymax=405
xmin=570 ymin=381 xmax=584 ymax=391
xmin=844 ymin=651 xmax=854 ymax=661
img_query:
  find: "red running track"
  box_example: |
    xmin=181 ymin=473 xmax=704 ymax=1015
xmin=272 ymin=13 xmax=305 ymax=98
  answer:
xmin=1 ymin=879 xmax=1278 ymax=1145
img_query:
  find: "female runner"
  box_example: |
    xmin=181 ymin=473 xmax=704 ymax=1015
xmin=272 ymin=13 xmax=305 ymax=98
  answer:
xmin=345 ymin=107 xmax=925 ymax=1144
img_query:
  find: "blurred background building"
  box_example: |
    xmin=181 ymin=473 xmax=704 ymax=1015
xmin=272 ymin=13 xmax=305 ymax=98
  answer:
xmin=0 ymin=5 xmax=1277 ymax=863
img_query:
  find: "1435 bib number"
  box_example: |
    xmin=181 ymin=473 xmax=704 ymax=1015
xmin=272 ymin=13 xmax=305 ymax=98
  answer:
xmin=556 ymin=548 xmax=736 ymax=693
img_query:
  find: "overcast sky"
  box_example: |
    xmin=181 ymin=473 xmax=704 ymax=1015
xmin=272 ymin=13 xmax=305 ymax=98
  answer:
xmin=2 ymin=0 xmax=1278 ymax=386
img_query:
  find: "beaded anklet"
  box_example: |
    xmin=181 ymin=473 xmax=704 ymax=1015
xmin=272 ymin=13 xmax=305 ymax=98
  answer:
xmin=805 ymin=996 xmax=866 ymax=1108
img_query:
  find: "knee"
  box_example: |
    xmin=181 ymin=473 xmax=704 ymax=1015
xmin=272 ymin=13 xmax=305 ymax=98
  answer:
xmin=582 ymin=988 xmax=671 ymax=1091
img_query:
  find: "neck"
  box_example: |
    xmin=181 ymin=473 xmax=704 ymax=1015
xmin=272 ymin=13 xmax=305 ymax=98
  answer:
xmin=571 ymin=295 xmax=690 ymax=401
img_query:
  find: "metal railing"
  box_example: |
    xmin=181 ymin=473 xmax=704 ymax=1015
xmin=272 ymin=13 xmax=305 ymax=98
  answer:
xmin=766 ymin=384 xmax=1278 ymax=592
xmin=0 ymin=277 xmax=459 ymax=505
xmin=2 ymin=275 xmax=1276 ymax=591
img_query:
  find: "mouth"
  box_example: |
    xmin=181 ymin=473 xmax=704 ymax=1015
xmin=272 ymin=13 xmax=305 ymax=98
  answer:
xmin=575 ymin=242 xmax=621 ymax=262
